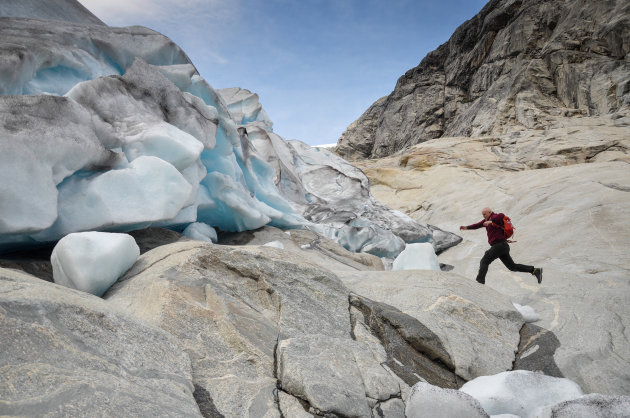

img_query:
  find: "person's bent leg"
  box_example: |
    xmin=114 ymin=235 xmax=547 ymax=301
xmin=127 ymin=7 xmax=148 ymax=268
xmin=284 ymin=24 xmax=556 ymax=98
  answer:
xmin=475 ymin=244 xmax=502 ymax=284
xmin=499 ymin=253 xmax=534 ymax=273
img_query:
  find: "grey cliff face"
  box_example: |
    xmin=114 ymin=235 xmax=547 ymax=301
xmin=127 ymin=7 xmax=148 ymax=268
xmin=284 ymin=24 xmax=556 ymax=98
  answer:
xmin=336 ymin=0 xmax=630 ymax=160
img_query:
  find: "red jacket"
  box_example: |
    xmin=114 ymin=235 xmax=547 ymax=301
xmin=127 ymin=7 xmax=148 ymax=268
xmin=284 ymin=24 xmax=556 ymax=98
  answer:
xmin=466 ymin=212 xmax=507 ymax=245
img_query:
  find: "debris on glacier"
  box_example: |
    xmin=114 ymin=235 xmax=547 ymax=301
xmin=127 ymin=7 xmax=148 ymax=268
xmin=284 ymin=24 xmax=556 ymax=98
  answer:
xmin=392 ymin=242 xmax=441 ymax=271
xmin=51 ymin=231 xmax=140 ymax=296
xmin=218 ymin=91 xmax=462 ymax=258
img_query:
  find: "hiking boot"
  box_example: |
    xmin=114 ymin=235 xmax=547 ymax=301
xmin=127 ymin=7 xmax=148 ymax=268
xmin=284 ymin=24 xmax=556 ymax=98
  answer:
xmin=533 ymin=267 xmax=543 ymax=284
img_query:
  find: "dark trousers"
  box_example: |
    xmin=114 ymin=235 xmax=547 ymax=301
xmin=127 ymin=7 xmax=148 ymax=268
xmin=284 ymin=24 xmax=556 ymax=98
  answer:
xmin=476 ymin=241 xmax=533 ymax=284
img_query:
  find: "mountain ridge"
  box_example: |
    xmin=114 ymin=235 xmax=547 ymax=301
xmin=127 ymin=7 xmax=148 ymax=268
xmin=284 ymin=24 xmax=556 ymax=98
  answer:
xmin=336 ymin=0 xmax=630 ymax=160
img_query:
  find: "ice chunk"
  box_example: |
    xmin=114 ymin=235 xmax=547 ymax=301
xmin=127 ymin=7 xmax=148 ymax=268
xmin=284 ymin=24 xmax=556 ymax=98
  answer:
xmin=512 ymin=303 xmax=541 ymax=323
xmin=405 ymin=381 xmax=489 ymax=418
xmin=328 ymin=221 xmax=406 ymax=258
xmin=122 ymin=121 xmax=204 ymax=171
xmin=39 ymin=156 xmax=192 ymax=239
xmin=460 ymin=370 xmax=583 ymax=417
xmin=263 ymin=241 xmax=284 ymax=249
xmin=393 ymin=243 xmax=440 ymax=271
xmin=182 ymin=222 xmax=217 ymax=243
xmin=154 ymin=64 xmax=197 ymax=91
xmin=51 ymin=231 xmax=139 ymax=297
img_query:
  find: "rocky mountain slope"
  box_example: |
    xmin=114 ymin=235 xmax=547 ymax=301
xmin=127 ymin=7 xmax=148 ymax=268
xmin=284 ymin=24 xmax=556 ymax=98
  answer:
xmin=336 ymin=0 xmax=630 ymax=160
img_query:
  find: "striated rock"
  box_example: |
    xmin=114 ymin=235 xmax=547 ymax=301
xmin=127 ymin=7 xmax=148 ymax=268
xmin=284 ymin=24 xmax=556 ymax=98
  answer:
xmin=373 ymin=398 xmax=406 ymax=418
xmin=276 ymin=335 xmax=400 ymax=417
xmin=104 ymin=241 xmax=404 ymax=417
xmin=277 ymin=391 xmax=313 ymax=418
xmin=0 ymin=267 xmax=200 ymax=417
xmin=339 ymin=270 xmax=524 ymax=382
xmin=535 ymin=393 xmax=630 ymax=418
xmin=337 ymin=0 xmax=630 ymax=159
xmin=514 ymin=323 xmax=564 ymax=378
xmin=350 ymin=295 xmax=459 ymax=389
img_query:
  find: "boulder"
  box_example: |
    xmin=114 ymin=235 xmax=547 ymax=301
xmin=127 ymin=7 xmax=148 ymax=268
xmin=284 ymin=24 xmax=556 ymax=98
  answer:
xmin=276 ymin=335 xmax=399 ymax=417
xmin=338 ymin=270 xmax=524 ymax=381
xmin=0 ymin=267 xmax=200 ymax=416
xmin=405 ymin=381 xmax=489 ymax=418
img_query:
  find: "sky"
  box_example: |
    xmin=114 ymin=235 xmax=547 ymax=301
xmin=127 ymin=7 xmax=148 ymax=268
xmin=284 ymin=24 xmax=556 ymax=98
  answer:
xmin=78 ymin=0 xmax=488 ymax=145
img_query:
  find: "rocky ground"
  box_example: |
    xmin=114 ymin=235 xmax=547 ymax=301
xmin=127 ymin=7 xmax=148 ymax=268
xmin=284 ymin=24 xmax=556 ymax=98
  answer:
xmin=2 ymin=223 xmax=559 ymax=416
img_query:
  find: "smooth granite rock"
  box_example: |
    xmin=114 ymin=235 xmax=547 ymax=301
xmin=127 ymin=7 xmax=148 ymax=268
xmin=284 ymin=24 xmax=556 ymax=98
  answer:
xmin=105 ymin=241 xmax=403 ymax=417
xmin=0 ymin=267 xmax=200 ymax=417
xmin=338 ymin=270 xmax=524 ymax=382
xmin=355 ymin=147 xmax=630 ymax=395
xmin=405 ymin=381 xmax=489 ymax=418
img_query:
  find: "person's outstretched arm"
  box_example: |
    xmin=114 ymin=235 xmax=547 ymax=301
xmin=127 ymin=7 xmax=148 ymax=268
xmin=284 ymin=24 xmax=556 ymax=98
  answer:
xmin=460 ymin=220 xmax=484 ymax=230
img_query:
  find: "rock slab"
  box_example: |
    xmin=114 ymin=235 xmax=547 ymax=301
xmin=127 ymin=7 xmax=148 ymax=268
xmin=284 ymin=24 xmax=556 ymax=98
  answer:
xmin=0 ymin=267 xmax=200 ymax=417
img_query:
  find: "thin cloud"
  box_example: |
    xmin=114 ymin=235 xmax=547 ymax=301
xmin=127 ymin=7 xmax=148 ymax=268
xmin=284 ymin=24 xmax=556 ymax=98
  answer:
xmin=77 ymin=0 xmax=239 ymax=27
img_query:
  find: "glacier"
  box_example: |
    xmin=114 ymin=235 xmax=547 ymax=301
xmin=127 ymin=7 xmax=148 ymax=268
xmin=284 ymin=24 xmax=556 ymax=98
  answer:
xmin=0 ymin=15 xmax=460 ymax=259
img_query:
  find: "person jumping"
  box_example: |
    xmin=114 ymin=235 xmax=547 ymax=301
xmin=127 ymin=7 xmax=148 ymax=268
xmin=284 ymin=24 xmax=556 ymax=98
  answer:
xmin=460 ymin=207 xmax=542 ymax=285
